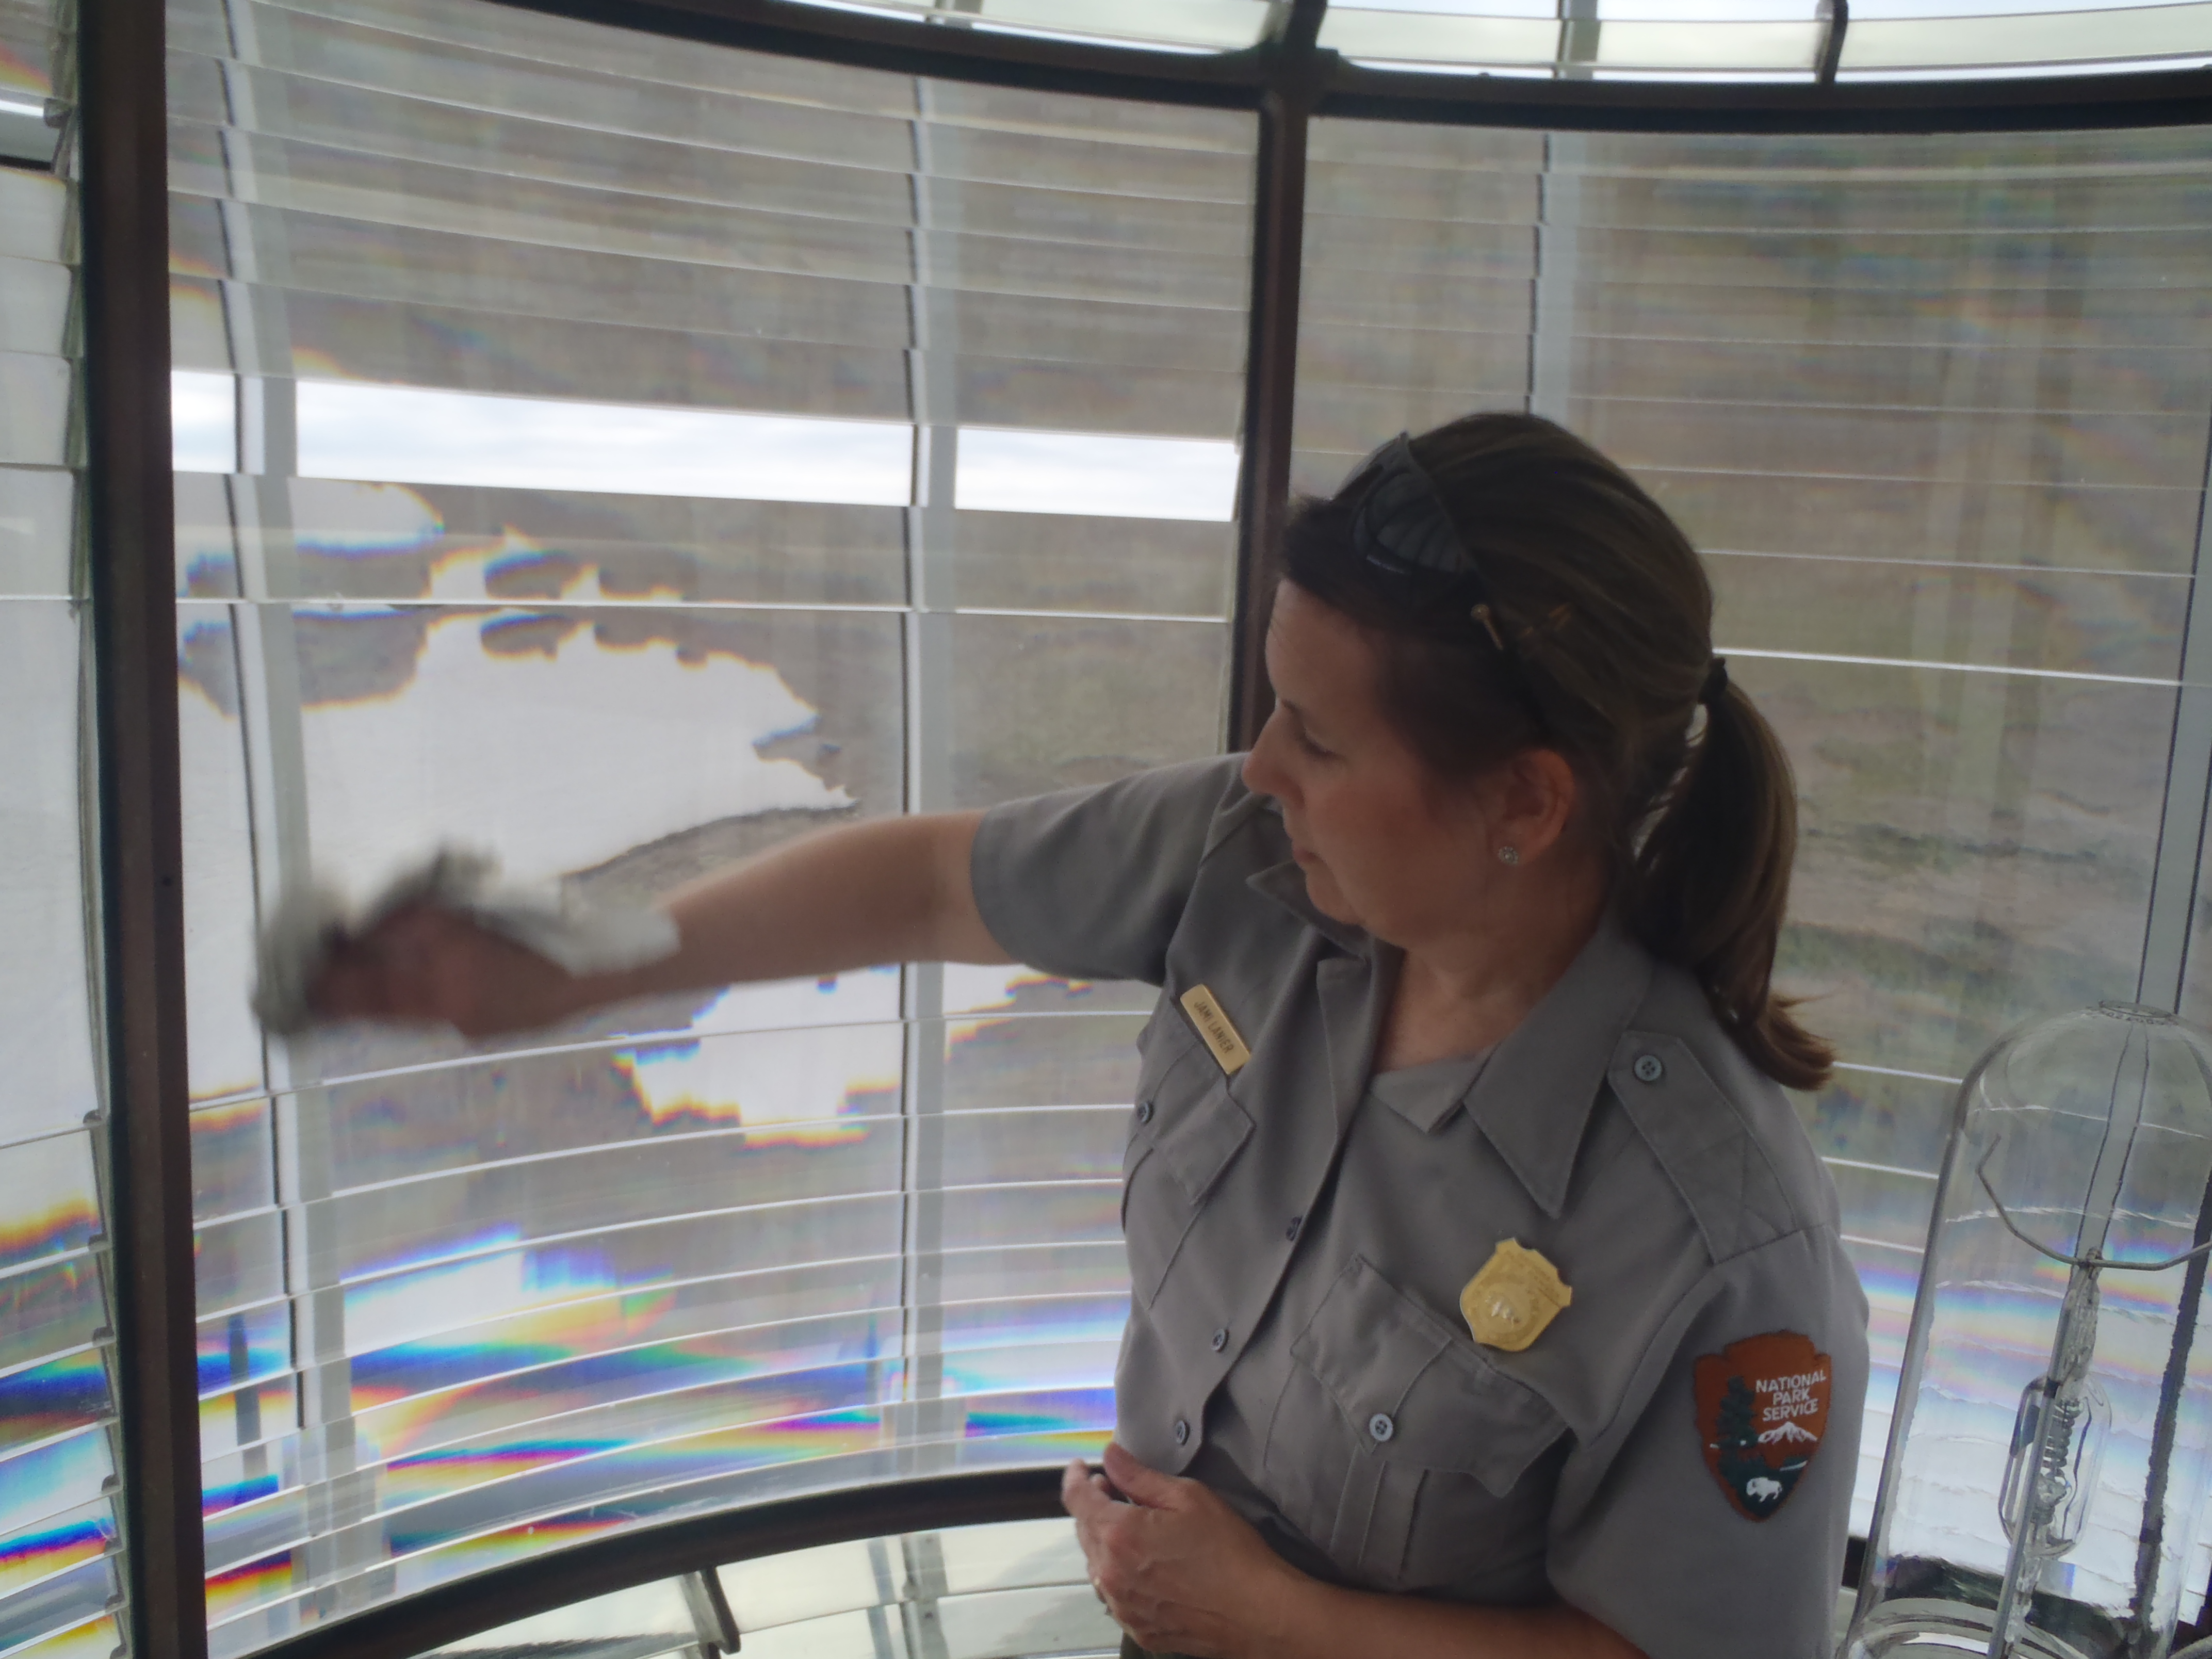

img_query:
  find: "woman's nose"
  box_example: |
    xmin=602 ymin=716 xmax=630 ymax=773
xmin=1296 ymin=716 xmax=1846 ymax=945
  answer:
xmin=1241 ymin=710 xmax=1289 ymax=801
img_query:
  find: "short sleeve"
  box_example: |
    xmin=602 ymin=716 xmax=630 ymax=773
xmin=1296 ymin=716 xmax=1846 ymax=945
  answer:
xmin=1545 ymin=1226 xmax=1869 ymax=1659
xmin=969 ymin=754 xmax=1247 ymax=987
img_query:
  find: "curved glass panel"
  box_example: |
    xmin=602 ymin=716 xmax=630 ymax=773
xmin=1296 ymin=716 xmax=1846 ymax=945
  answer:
xmin=1321 ymin=0 xmax=2212 ymax=77
xmin=774 ymin=0 xmax=1274 ymax=54
xmin=167 ymin=1 xmax=1251 ymax=1649
xmin=418 ymin=1517 xmax=1121 ymax=1659
xmin=1294 ymin=117 xmax=2212 ymax=1603
xmin=1841 ymin=0 xmax=2212 ymax=75
xmin=1321 ymin=3 xmax=1827 ymax=77
xmin=0 ymin=13 xmax=127 ymax=1659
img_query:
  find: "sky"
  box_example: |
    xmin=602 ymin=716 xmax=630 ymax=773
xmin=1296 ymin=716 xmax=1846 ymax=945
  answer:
xmin=171 ymin=373 xmax=1240 ymax=522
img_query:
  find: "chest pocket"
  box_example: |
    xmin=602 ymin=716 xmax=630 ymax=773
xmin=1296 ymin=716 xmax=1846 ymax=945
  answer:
xmin=1262 ymin=1256 xmax=1567 ymax=1595
xmin=1121 ymin=1005 xmax=1254 ymax=1308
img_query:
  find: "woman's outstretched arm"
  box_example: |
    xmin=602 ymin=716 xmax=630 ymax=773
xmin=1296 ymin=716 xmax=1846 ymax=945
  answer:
xmin=308 ymin=810 xmax=1008 ymax=1037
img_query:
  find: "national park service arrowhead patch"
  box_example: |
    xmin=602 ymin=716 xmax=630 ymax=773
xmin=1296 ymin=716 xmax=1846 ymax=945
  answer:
xmin=1694 ymin=1331 xmax=1830 ymax=1521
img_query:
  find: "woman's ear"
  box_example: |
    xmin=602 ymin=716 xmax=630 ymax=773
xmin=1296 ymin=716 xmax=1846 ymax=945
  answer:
xmin=1496 ymin=747 xmax=1580 ymax=860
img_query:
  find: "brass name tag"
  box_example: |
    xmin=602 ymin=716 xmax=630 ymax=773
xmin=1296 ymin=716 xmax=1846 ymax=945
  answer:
xmin=1460 ymin=1239 xmax=1572 ymax=1353
xmin=1179 ymin=984 xmax=1250 ymax=1076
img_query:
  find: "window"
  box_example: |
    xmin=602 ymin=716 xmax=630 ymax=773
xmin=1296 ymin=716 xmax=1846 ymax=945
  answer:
xmin=166 ymin=0 xmax=1254 ymax=1647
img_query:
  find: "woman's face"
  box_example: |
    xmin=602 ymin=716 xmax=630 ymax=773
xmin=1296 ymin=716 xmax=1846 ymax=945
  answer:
xmin=1241 ymin=580 xmax=1509 ymax=948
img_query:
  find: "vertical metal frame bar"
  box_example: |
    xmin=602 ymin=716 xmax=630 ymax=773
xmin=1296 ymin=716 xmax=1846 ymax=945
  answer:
xmin=1816 ymin=0 xmax=1850 ymax=84
xmin=79 ymin=0 xmax=207 ymax=1655
xmin=1228 ymin=1 xmax=1326 ymax=752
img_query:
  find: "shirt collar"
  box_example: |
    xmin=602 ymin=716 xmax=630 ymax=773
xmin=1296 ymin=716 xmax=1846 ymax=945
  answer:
xmin=1369 ymin=1050 xmax=1491 ymax=1134
xmin=1247 ymin=855 xmax=1656 ymax=1215
xmin=1463 ymin=911 xmax=1655 ymax=1218
xmin=1246 ymin=859 xmax=1373 ymax=956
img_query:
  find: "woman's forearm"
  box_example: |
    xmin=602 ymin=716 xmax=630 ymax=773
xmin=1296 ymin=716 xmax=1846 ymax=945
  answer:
xmin=1247 ymin=1575 xmax=1645 ymax=1659
xmin=570 ymin=809 xmax=1007 ymax=1014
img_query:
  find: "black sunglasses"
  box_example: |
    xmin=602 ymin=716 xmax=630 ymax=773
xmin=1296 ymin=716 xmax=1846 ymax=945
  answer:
xmin=1343 ymin=432 xmax=1508 ymax=651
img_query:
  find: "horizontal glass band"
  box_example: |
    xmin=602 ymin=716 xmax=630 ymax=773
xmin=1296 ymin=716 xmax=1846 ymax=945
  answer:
xmin=0 ymin=1609 xmax=122 ymax=1659
xmin=1302 ymin=331 xmax=2210 ymax=418
xmin=201 ymin=1390 xmax=1114 ymax=1648
xmin=172 ymin=204 xmax=1248 ymax=368
xmin=1299 ymin=172 xmax=2212 ymax=238
xmin=0 ymin=467 xmax=73 ymax=598
xmin=0 ymin=351 xmax=69 ymax=469
xmin=1323 ymin=9 xmax=1830 ymax=75
xmin=1303 ymin=283 xmax=2212 ymax=354
xmin=176 ymin=0 xmax=1258 ymax=143
xmin=198 ymin=1317 xmax=1124 ymax=1551
xmin=774 ymin=0 xmax=1270 ymax=53
xmin=167 ymin=88 xmax=1253 ymax=259
xmin=1844 ymin=1 xmax=2212 ymax=69
xmin=0 ymin=1257 xmax=107 ymax=1385
xmin=0 ymin=1429 xmax=116 ymax=1555
xmin=0 ymin=1550 xmax=119 ymax=1659
xmin=170 ymin=127 xmax=1255 ymax=308
xmin=1297 ymin=394 xmax=2207 ymax=491
xmin=0 ymin=1349 xmax=115 ymax=1467
xmin=0 ymin=1134 xmax=100 ymax=1280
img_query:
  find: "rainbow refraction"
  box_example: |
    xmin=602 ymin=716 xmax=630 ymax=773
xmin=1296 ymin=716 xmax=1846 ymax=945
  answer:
xmin=3 ymin=1612 xmax=124 ymax=1659
xmin=0 ymin=1351 xmax=111 ymax=1462
xmin=0 ymin=1501 xmax=116 ymax=1603
xmin=0 ymin=40 xmax=47 ymax=100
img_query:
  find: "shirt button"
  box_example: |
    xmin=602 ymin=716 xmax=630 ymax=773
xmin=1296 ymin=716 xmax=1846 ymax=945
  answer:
xmin=1136 ymin=1099 xmax=1154 ymax=1124
xmin=1285 ymin=1215 xmax=1303 ymax=1242
xmin=1174 ymin=1417 xmax=1190 ymax=1446
xmin=1369 ymin=1412 xmax=1395 ymax=1443
xmin=1633 ymin=1053 xmax=1665 ymax=1085
xmin=1211 ymin=1327 xmax=1228 ymax=1352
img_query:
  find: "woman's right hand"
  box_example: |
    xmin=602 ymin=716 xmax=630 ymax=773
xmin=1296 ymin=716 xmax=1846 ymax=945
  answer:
xmin=301 ymin=810 xmax=1003 ymax=1040
xmin=308 ymin=903 xmax=589 ymax=1038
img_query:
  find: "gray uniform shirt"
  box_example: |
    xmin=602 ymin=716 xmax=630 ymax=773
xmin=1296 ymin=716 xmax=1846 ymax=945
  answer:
xmin=971 ymin=755 xmax=1869 ymax=1659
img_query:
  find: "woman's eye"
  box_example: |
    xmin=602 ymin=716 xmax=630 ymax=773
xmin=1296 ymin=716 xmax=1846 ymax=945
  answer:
xmin=1296 ymin=730 xmax=1332 ymax=759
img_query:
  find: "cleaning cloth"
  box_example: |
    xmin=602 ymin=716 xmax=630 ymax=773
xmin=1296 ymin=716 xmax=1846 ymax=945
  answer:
xmin=253 ymin=847 xmax=680 ymax=1035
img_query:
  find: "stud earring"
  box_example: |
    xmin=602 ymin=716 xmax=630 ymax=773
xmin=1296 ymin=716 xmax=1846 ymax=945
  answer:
xmin=1497 ymin=845 xmax=1521 ymax=866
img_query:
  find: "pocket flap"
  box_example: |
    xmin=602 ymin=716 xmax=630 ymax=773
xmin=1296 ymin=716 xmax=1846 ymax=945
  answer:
xmin=1134 ymin=1068 xmax=1254 ymax=1206
xmin=1129 ymin=1004 xmax=1255 ymax=1207
xmin=1291 ymin=1257 xmax=1565 ymax=1498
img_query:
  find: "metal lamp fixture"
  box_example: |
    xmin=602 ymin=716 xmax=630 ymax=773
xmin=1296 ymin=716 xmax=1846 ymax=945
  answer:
xmin=1844 ymin=1004 xmax=2212 ymax=1658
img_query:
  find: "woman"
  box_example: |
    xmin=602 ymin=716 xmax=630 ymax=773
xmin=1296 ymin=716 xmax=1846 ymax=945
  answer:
xmin=312 ymin=414 xmax=1867 ymax=1659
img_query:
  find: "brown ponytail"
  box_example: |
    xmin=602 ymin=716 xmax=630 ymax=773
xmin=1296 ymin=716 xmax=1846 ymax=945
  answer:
xmin=1279 ymin=412 xmax=1833 ymax=1092
xmin=1629 ymin=678 xmax=1832 ymax=1089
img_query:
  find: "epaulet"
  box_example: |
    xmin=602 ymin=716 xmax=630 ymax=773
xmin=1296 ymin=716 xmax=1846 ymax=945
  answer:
xmin=1605 ymin=991 xmax=1821 ymax=1265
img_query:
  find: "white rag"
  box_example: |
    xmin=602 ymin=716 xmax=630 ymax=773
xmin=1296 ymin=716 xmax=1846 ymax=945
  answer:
xmin=252 ymin=847 xmax=680 ymax=1035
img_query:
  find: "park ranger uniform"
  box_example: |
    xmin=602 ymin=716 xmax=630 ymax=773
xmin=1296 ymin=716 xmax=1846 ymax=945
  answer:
xmin=971 ymin=754 xmax=1869 ymax=1659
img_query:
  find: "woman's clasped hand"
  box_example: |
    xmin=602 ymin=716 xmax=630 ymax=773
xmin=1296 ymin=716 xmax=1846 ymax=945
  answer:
xmin=1062 ymin=1443 xmax=1303 ymax=1659
xmin=1061 ymin=1444 xmax=1652 ymax=1659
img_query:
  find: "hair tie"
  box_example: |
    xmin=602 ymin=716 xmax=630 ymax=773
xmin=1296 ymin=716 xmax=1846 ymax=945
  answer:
xmin=1701 ymin=656 xmax=1729 ymax=707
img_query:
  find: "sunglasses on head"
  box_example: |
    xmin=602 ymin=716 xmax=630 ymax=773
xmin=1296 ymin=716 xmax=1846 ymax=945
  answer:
xmin=1342 ymin=432 xmax=1508 ymax=651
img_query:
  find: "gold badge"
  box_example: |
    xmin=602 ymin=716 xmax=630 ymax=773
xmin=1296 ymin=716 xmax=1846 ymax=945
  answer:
xmin=1179 ymin=984 xmax=1250 ymax=1076
xmin=1459 ymin=1239 xmax=1572 ymax=1352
